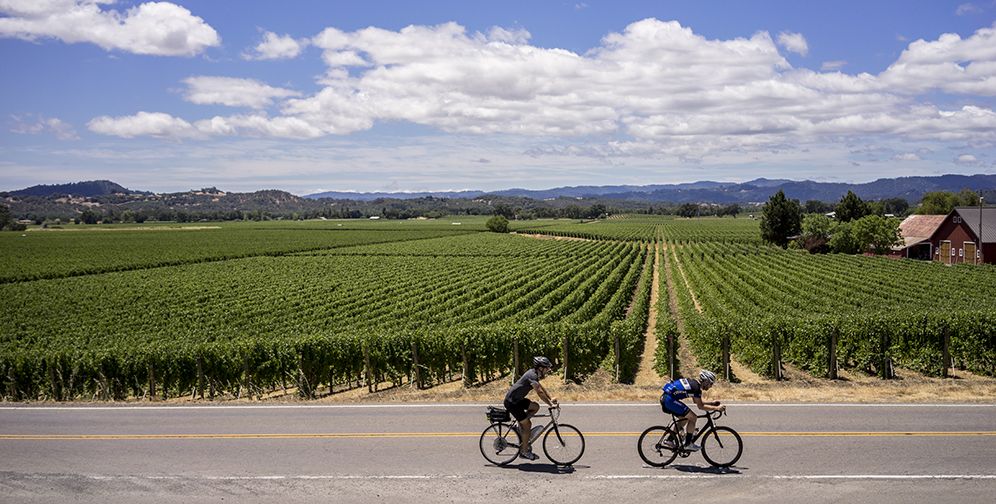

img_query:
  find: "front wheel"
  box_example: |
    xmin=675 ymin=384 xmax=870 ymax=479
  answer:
xmin=637 ymin=426 xmax=680 ymax=467
xmin=479 ymin=423 xmax=521 ymax=466
xmin=701 ymin=426 xmax=743 ymax=467
xmin=543 ymin=423 xmax=585 ymax=466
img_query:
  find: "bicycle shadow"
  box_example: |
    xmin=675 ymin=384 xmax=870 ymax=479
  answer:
xmin=670 ymin=464 xmax=743 ymax=475
xmin=497 ymin=463 xmax=589 ymax=475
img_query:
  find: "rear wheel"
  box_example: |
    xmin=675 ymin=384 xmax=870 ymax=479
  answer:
xmin=637 ymin=425 xmax=680 ymax=467
xmin=543 ymin=423 xmax=585 ymax=466
xmin=701 ymin=426 xmax=743 ymax=467
xmin=479 ymin=423 xmax=521 ymax=466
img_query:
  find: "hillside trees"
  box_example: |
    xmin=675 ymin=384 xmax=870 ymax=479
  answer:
xmin=835 ymin=191 xmax=870 ymax=222
xmin=917 ymin=190 xmax=980 ymax=214
xmin=760 ymin=190 xmax=802 ymax=248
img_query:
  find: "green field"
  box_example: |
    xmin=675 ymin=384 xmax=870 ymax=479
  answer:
xmin=1 ymin=215 xmax=993 ymax=401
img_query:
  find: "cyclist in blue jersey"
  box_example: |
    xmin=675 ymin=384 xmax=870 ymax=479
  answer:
xmin=660 ymin=370 xmax=725 ymax=451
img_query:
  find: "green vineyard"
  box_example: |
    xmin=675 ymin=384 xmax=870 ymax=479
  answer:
xmin=1 ymin=215 xmax=994 ymax=401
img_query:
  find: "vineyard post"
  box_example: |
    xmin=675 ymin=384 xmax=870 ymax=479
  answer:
xmin=942 ymin=327 xmax=951 ymax=378
xmin=512 ymin=340 xmax=521 ymax=384
xmin=196 ymin=357 xmax=205 ymax=399
xmin=613 ymin=331 xmax=621 ymax=383
xmin=879 ymin=332 xmax=893 ymax=380
xmin=243 ymin=357 xmax=252 ymax=399
xmin=721 ymin=335 xmax=731 ymax=381
xmin=772 ymin=336 xmax=783 ymax=380
xmin=48 ymin=364 xmax=61 ymax=402
xmin=461 ymin=342 xmax=471 ymax=388
xmin=411 ymin=341 xmax=421 ymax=390
xmin=363 ymin=344 xmax=373 ymax=393
xmin=668 ymin=330 xmax=676 ymax=379
xmin=828 ymin=328 xmax=838 ymax=380
xmin=562 ymin=333 xmax=571 ymax=383
xmin=147 ymin=364 xmax=156 ymax=402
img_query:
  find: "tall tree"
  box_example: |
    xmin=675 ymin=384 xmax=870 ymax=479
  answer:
xmin=917 ymin=190 xmax=979 ymax=214
xmin=760 ymin=190 xmax=802 ymax=248
xmin=835 ymin=191 xmax=869 ymax=222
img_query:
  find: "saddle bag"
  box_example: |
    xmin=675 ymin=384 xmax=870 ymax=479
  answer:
xmin=486 ymin=406 xmax=511 ymax=423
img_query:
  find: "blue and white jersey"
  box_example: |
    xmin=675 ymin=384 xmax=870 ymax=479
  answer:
xmin=662 ymin=378 xmax=702 ymax=400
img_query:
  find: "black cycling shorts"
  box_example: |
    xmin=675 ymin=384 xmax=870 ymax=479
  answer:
xmin=503 ymin=397 xmax=533 ymax=422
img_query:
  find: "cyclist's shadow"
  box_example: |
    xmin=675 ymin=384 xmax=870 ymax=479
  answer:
xmin=498 ymin=463 xmax=589 ymax=475
xmin=669 ymin=464 xmax=743 ymax=475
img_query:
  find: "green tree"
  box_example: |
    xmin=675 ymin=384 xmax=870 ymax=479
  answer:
xmin=829 ymin=221 xmax=862 ymax=254
xmin=80 ymin=208 xmax=99 ymax=225
xmin=760 ymin=190 xmax=802 ymax=248
xmin=835 ymin=191 xmax=869 ymax=222
xmin=880 ymin=197 xmax=910 ymax=216
xmin=486 ymin=215 xmax=509 ymax=233
xmin=717 ymin=203 xmax=741 ymax=218
xmin=800 ymin=213 xmax=834 ymax=253
xmin=853 ymin=215 xmax=903 ymax=255
xmin=805 ymin=200 xmax=833 ymax=214
xmin=677 ymin=203 xmax=699 ymax=218
xmin=917 ymin=190 xmax=979 ymax=214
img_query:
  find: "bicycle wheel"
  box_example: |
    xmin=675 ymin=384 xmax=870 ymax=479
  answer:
xmin=701 ymin=426 xmax=743 ymax=468
xmin=542 ymin=423 xmax=585 ymax=466
xmin=637 ymin=426 xmax=680 ymax=467
xmin=479 ymin=423 xmax=521 ymax=466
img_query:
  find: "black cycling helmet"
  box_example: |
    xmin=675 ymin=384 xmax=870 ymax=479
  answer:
xmin=533 ymin=356 xmax=552 ymax=369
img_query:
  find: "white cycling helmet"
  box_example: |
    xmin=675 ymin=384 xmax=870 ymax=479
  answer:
xmin=699 ymin=369 xmax=717 ymax=386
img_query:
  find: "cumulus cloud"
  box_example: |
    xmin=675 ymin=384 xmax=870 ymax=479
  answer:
xmin=777 ymin=31 xmax=808 ymax=56
xmin=0 ymin=0 xmax=220 ymax=56
xmin=10 ymin=114 xmax=78 ymax=140
xmin=88 ymin=18 xmax=996 ymax=161
xmin=182 ymin=76 xmax=301 ymax=109
xmin=87 ymin=111 xmax=200 ymax=138
xmin=243 ymin=31 xmax=308 ymax=60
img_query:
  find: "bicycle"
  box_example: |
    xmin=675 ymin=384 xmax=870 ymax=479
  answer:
xmin=637 ymin=408 xmax=743 ymax=468
xmin=479 ymin=405 xmax=585 ymax=467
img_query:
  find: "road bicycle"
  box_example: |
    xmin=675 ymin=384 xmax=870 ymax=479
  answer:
xmin=479 ymin=405 xmax=585 ymax=467
xmin=637 ymin=408 xmax=743 ymax=468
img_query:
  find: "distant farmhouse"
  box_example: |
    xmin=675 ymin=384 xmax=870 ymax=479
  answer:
xmin=895 ymin=207 xmax=995 ymax=264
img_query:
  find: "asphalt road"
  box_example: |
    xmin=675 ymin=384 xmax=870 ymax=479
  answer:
xmin=1 ymin=403 xmax=994 ymax=503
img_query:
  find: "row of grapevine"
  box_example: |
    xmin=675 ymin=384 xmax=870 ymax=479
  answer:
xmin=667 ymin=240 xmax=996 ymax=379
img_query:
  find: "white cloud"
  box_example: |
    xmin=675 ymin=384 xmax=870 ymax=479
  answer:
xmin=243 ymin=31 xmax=308 ymax=60
xmin=0 ymin=0 xmax=219 ymax=56
xmin=87 ymin=111 xmax=200 ymax=138
xmin=956 ymin=3 xmax=982 ymax=15
xmin=88 ymin=18 xmax=996 ymax=163
xmin=10 ymin=114 xmax=78 ymax=140
xmin=955 ymin=153 xmax=979 ymax=164
xmin=182 ymin=76 xmax=301 ymax=109
xmin=777 ymin=31 xmax=808 ymax=56
xmin=893 ymin=152 xmax=921 ymax=161
xmin=820 ymin=60 xmax=847 ymax=71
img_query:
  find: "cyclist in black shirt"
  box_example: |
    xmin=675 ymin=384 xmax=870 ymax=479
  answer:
xmin=504 ymin=356 xmax=558 ymax=460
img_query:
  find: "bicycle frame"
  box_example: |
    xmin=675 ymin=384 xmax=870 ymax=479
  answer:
xmin=507 ymin=406 xmax=565 ymax=448
xmin=670 ymin=410 xmax=720 ymax=446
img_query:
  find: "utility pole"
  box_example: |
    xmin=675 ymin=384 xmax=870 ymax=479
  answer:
xmin=981 ymin=197 xmax=985 ymax=264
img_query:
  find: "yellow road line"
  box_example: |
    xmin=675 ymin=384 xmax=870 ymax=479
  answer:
xmin=1 ymin=431 xmax=994 ymax=440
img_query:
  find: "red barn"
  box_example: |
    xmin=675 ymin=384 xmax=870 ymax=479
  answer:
xmin=927 ymin=207 xmax=996 ymax=265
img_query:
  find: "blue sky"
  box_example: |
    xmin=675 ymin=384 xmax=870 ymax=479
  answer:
xmin=2 ymin=1 xmax=996 ymax=195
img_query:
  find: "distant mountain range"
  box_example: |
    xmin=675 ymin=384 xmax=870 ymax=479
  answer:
xmin=6 ymin=173 xmax=996 ymax=205
xmin=304 ymin=174 xmax=996 ymax=203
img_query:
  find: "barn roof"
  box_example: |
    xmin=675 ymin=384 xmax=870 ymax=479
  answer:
xmin=954 ymin=207 xmax=996 ymax=244
xmin=898 ymin=214 xmax=945 ymax=247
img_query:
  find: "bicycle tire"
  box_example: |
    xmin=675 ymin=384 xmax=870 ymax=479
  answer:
xmin=701 ymin=426 xmax=743 ymax=468
xmin=479 ymin=422 xmax=521 ymax=466
xmin=637 ymin=425 xmax=680 ymax=467
xmin=542 ymin=423 xmax=585 ymax=466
